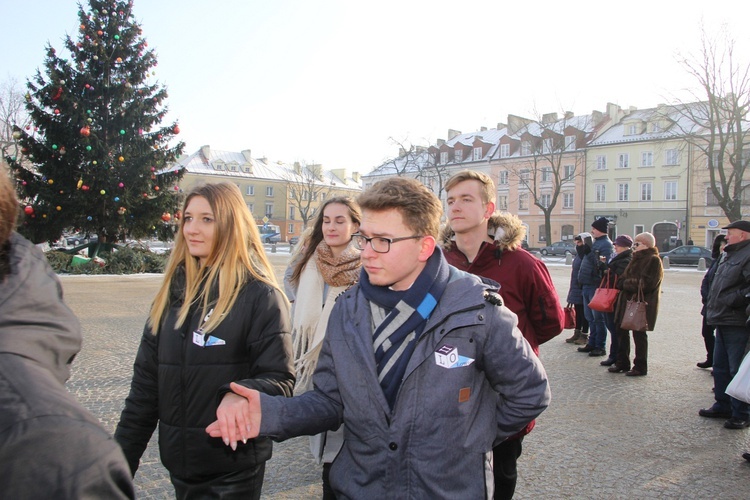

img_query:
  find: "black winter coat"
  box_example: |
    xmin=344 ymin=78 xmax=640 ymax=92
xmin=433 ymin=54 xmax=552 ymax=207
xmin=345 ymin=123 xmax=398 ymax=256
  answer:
xmin=605 ymin=249 xmax=633 ymax=287
xmin=115 ymin=270 xmax=295 ymax=481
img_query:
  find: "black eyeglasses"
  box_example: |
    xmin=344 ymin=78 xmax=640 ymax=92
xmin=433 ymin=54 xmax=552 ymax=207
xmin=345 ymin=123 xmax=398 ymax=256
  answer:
xmin=633 ymin=242 xmax=642 ymax=247
xmin=351 ymin=233 xmax=423 ymax=253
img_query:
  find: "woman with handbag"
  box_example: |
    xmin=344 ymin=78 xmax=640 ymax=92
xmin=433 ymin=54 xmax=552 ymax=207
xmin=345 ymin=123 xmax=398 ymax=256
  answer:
xmin=608 ymin=232 xmax=663 ymax=377
xmin=600 ymin=235 xmax=634 ymax=367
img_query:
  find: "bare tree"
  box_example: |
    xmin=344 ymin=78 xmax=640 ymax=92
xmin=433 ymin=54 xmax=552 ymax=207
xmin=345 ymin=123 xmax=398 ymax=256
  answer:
xmin=508 ymin=111 xmax=591 ymax=243
xmin=284 ymin=162 xmax=334 ymax=228
xmin=0 ymin=76 xmax=32 ymax=153
xmin=382 ymin=138 xmax=452 ymax=198
xmin=672 ymin=27 xmax=750 ymax=222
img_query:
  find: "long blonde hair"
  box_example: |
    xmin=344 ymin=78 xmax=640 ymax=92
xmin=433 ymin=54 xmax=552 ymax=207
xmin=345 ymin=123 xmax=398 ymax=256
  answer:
xmin=148 ymin=182 xmax=282 ymax=335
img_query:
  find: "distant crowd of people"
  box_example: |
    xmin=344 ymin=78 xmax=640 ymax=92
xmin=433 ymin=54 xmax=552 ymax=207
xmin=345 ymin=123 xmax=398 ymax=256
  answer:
xmin=3 ymin=159 xmax=750 ymax=498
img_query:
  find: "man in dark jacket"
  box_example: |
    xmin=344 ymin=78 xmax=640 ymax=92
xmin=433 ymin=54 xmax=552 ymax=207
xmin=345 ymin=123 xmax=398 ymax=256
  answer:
xmin=0 ymin=165 xmax=134 ymax=499
xmin=699 ymin=220 xmax=750 ymax=429
xmin=577 ymin=218 xmax=614 ymax=357
xmin=441 ymin=170 xmax=564 ymax=500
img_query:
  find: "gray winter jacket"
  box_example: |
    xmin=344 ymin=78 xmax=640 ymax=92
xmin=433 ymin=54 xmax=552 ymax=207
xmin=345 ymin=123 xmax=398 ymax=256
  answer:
xmin=259 ymin=264 xmax=550 ymax=499
xmin=0 ymin=233 xmax=134 ymax=499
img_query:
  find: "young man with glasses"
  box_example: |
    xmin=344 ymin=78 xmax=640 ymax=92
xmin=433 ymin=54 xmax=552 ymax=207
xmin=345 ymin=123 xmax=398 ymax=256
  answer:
xmin=206 ymin=176 xmax=550 ymax=498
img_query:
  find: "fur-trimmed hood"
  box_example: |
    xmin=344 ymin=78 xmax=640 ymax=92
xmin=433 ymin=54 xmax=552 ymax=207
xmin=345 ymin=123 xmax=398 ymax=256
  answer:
xmin=440 ymin=212 xmax=527 ymax=253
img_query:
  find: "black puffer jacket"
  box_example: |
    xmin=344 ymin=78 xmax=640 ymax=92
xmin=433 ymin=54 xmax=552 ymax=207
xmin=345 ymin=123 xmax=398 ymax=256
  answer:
xmin=115 ymin=268 xmax=295 ymax=481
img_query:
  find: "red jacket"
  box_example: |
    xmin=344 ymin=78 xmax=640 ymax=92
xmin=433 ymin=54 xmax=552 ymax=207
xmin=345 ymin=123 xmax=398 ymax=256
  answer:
xmin=441 ymin=213 xmax=564 ymax=438
xmin=441 ymin=214 xmax=564 ymax=355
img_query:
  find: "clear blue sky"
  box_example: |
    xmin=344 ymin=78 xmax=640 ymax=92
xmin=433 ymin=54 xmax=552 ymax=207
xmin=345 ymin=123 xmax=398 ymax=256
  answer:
xmin=2 ymin=0 xmax=749 ymax=174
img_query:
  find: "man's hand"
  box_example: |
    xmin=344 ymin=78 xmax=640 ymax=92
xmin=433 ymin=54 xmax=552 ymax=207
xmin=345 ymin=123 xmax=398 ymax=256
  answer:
xmin=205 ymin=382 xmax=262 ymax=450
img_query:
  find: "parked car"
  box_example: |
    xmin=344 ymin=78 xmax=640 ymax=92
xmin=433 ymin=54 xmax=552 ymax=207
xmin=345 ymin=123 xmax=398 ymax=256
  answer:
xmin=662 ymin=245 xmax=713 ymax=266
xmin=146 ymin=240 xmax=173 ymax=255
xmin=540 ymin=241 xmax=576 ymax=256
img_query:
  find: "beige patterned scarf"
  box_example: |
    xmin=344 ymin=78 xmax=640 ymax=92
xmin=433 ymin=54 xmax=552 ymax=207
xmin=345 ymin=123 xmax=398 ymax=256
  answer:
xmin=292 ymin=242 xmax=361 ymax=392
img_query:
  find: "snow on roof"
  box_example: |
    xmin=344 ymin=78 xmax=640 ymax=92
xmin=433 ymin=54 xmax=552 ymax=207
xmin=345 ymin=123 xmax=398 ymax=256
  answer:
xmin=589 ymin=103 xmax=711 ymax=146
xmin=163 ymin=147 xmax=359 ymax=189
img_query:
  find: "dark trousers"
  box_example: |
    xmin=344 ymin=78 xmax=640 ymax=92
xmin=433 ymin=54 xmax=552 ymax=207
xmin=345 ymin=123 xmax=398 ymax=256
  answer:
xmin=574 ymin=303 xmax=589 ymax=333
xmin=322 ymin=462 xmax=336 ymax=500
xmin=615 ymin=328 xmax=648 ymax=373
xmin=171 ymin=463 xmax=265 ymax=500
xmin=493 ymin=437 xmax=523 ymax=500
xmin=701 ymin=315 xmax=715 ymax=362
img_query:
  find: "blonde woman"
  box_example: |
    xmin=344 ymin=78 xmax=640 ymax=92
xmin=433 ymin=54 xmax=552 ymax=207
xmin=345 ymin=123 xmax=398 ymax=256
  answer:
xmin=115 ymin=182 xmax=294 ymax=499
xmin=285 ymin=196 xmax=361 ymax=499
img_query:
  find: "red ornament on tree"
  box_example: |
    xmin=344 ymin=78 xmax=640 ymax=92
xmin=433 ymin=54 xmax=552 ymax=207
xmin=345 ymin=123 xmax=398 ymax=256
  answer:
xmin=173 ymin=125 xmax=180 ymax=134
xmin=161 ymin=212 xmax=171 ymax=222
xmin=24 ymin=206 xmax=34 ymax=215
xmin=80 ymin=126 xmax=91 ymax=137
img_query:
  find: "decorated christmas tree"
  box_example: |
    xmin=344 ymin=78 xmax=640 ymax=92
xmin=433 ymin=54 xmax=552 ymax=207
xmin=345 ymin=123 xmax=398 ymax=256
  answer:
xmin=4 ymin=0 xmax=184 ymax=252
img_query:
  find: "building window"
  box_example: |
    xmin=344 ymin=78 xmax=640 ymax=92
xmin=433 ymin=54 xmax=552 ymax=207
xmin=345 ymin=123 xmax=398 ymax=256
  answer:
xmin=289 ymin=206 xmax=295 ymax=219
xmin=618 ymin=183 xmax=629 ymax=201
xmin=246 ymin=185 xmax=255 ymax=195
xmin=538 ymin=225 xmax=546 ymax=242
xmin=596 ymin=155 xmax=607 ymax=170
xmin=288 ymin=223 xmax=294 ymax=234
xmin=642 ymin=151 xmax=653 ymax=167
xmin=455 ymin=149 xmax=463 ymax=162
xmin=521 ymin=141 xmax=531 ymax=156
xmin=706 ymin=187 xmax=720 ymax=206
xmin=640 ymin=182 xmax=652 ymax=201
xmin=265 ymin=203 xmax=273 ymax=217
xmin=618 ymin=153 xmax=629 ymax=169
xmin=543 ymin=138 xmax=553 ymax=154
xmin=246 ymin=203 xmax=254 ymax=214
xmin=541 ymin=167 xmax=552 ymax=182
xmin=595 ymin=184 xmax=606 ymax=202
xmin=520 ymin=169 xmax=530 ymax=181
xmin=629 ymin=124 xmax=638 ymax=135
xmin=664 ymin=181 xmax=678 ymax=200
xmin=540 ymin=193 xmax=551 ymax=208
xmin=440 ymin=152 xmax=448 ymax=164
xmin=565 ymin=135 xmax=576 ymax=151
xmin=564 ymin=164 xmax=575 ymax=180
xmin=498 ymin=171 xmax=509 ymax=185
xmin=500 ymin=144 xmax=510 ymax=158
xmin=498 ymin=195 xmax=508 ymax=210
xmin=519 ymin=193 xmax=529 ymax=210
xmin=473 ymin=147 xmax=482 ymax=161
xmin=665 ymin=149 xmax=679 ymax=165
xmin=320 ymin=192 xmax=326 ymax=201
xmin=563 ymin=192 xmax=574 ymax=209
xmin=266 ymin=186 xmax=274 ymax=196
xmin=652 ymin=122 xmax=662 ymax=133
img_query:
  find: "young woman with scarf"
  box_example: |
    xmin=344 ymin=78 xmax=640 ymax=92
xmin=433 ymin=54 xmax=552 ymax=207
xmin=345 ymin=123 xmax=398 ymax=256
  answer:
xmin=284 ymin=196 xmax=361 ymax=499
xmin=115 ymin=182 xmax=294 ymax=499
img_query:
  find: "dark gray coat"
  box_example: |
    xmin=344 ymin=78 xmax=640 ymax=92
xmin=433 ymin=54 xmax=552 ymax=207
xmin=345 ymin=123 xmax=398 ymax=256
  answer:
xmin=0 ymin=233 xmax=133 ymax=499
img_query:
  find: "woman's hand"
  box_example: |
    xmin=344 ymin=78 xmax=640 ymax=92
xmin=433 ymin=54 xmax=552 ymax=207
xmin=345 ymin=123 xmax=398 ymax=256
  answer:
xmin=206 ymin=382 xmax=262 ymax=450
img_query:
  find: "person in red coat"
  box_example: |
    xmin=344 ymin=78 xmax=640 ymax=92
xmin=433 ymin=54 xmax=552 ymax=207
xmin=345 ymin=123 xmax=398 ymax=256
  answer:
xmin=442 ymin=170 xmax=564 ymax=500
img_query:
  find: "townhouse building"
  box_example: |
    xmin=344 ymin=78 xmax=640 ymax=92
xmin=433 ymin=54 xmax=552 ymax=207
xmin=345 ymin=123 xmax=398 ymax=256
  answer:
xmin=587 ymin=104 xmax=699 ymax=251
xmin=173 ymin=145 xmax=362 ymax=242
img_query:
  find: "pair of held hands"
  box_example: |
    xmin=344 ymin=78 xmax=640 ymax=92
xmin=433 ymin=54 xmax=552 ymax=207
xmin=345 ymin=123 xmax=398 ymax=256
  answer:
xmin=206 ymin=383 xmax=262 ymax=450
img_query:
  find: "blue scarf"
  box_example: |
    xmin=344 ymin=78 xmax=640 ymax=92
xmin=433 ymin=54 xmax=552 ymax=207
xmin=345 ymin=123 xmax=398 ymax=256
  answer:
xmin=359 ymin=248 xmax=449 ymax=409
